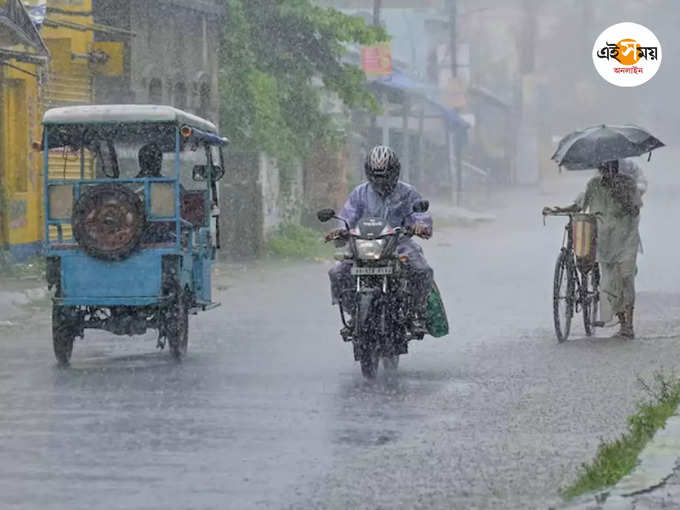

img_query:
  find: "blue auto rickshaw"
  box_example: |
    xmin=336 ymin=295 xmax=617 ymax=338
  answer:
xmin=42 ymin=105 xmax=227 ymax=364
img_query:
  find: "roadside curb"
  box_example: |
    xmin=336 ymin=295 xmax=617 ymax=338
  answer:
xmin=558 ymin=413 xmax=680 ymax=509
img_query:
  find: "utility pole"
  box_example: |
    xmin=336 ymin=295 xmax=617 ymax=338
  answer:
xmin=449 ymin=0 xmax=463 ymax=204
xmin=449 ymin=0 xmax=457 ymax=77
xmin=370 ymin=0 xmax=382 ymax=137
xmin=514 ymin=0 xmax=538 ymax=185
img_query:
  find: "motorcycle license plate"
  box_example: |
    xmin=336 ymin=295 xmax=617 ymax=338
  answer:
xmin=351 ymin=266 xmax=393 ymax=276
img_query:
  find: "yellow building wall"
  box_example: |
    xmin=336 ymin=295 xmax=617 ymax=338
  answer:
xmin=0 ymin=61 xmax=43 ymax=258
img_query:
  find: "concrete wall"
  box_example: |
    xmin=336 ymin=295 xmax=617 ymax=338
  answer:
xmin=220 ymin=152 xmax=304 ymax=260
xmin=303 ymin=145 xmax=348 ymax=224
xmin=260 ymin=154 xmax=304 ymax=236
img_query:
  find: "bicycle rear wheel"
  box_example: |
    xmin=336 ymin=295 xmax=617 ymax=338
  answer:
xmin=553 ymin=250 xmax=575 ymax=342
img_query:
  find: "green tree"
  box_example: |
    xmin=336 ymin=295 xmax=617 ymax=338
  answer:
xmin=219 ymin=0 xmax=387 ymax=168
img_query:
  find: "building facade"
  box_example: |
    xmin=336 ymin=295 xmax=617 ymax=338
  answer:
xmin=93 ymin=0 xmax=223 ymax=123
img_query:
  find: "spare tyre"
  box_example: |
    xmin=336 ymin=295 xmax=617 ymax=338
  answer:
xmin=72 ymin=183 xmax=146 ymax=261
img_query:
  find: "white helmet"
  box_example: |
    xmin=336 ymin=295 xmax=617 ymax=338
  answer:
xmin=365 ymin=145 xmax=400 ymax=196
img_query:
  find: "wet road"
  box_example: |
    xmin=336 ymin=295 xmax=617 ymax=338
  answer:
xmin=3 ymin=161 xmax=680 ymax=509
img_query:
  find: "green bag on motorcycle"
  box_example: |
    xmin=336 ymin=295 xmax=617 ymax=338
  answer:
xmin=426 ymin=282 xmax=449 ymax=337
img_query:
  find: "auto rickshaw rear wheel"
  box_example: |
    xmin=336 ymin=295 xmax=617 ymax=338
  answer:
xmin=72 ymin=184 xmax=146 ymax=261
xmin=164 ymin=285 xmax=189 ymax=360
xmin=52 ymin=305 xmax=77 ymax=366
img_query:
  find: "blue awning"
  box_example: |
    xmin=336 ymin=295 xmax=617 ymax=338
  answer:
xmin=373 ymin=69 xmax=469 ymax=132
xmin=426 ymin=97 xmax=470 ymax=131
xmin=374 ymin=69 xmax=422 ymax=92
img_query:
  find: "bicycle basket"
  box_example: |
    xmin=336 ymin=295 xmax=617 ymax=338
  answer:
xmin=572 ymin=214 xmax=597 ymax=269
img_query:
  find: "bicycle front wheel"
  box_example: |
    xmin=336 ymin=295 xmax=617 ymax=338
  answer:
xmin=553 ymin=250 xmax=575 ymax=342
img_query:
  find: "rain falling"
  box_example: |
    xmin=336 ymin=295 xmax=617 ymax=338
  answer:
xmin=1 ymin=1 xmax=680 ymax=508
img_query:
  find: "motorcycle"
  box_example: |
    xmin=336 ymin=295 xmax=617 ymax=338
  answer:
xmin=318 ymin=200 xmax=431 ymax=379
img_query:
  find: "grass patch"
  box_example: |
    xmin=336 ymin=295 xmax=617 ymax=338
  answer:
xmin=562 ymin=372 xmax=680 ymax=500
xmin=266 ymin=222 xmax=332 ymax=260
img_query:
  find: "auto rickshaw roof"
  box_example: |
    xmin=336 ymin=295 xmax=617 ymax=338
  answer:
xmin=43 ymin=105 xmax=218 ymax=134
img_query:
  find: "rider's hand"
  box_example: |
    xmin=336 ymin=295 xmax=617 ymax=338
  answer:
xmin=325 ymin=228 xmax=347 ymax=242
xmin=542 ymin=206 xmax=557 ymax=215
xmin=412 ymin=224 xmax=431 ymax=238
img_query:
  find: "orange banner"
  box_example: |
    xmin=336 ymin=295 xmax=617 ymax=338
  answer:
xmin=361 ymin=42 xmax=392 ymax=77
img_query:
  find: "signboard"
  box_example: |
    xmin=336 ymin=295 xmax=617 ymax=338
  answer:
xmin=361 ymin=42 xmax=392 ymax=77
xmin=444 ymin=77 xmax=466 ymax=108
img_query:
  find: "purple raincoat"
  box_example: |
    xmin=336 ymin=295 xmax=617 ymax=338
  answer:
xmin=339 ymin=181 xmax=433 ymax=257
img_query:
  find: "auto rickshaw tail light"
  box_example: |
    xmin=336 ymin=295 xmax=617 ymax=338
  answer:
xmin=180 ymin=125 xmax=193 ymax=138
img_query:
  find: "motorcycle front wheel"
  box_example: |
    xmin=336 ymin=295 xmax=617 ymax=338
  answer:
xmin=360 ymin=349 xmax=379 ymax=379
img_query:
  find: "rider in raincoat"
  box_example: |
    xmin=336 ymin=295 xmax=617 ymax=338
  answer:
xmin=328 ymin=145 xmax=433 ymax=336
xmin=549 ymin=160 xmax=641 ymax=337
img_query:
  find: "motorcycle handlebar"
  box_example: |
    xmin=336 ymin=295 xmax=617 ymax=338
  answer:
xmin=324 ymin=226 xmax=430 ymax=242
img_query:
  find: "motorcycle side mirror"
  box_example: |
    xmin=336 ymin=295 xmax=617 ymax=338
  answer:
xmin=412 ymin=200 xmax=430 ymax=213
xmin=317 ymin=208 xmax=336 ymax=223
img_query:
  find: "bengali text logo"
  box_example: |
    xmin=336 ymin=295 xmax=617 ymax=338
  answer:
xmin=592 ymin=23 xmax=661 ymax=87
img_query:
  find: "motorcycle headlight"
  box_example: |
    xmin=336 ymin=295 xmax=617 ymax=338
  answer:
xmin=355 ymin=239 xmax=385 ymax=260
xmin=334 ymin=246 xmax=352 ymax=261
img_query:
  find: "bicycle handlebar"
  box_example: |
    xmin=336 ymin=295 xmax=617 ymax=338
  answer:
xmin=542 ymin=209 xmax=602 ymax=227
xmin=542 ymin=209 xmax=602 ymax=217
xmin=542 ymin=210 xmax=577 ymax=217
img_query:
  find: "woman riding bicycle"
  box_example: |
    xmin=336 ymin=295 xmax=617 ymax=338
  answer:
xmin=544 ymin=160 xmax=642 ymax=338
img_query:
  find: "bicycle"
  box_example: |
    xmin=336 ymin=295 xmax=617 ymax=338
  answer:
xmin=543 ymin=210 xmax=602 ymax=342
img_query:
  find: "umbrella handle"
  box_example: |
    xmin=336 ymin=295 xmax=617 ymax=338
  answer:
xmin=648 ymin=151 xmax=652 ymax=162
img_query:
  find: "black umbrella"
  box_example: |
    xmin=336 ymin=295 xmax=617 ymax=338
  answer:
xmin=551 ymin=124 xmax=664 ymax=170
